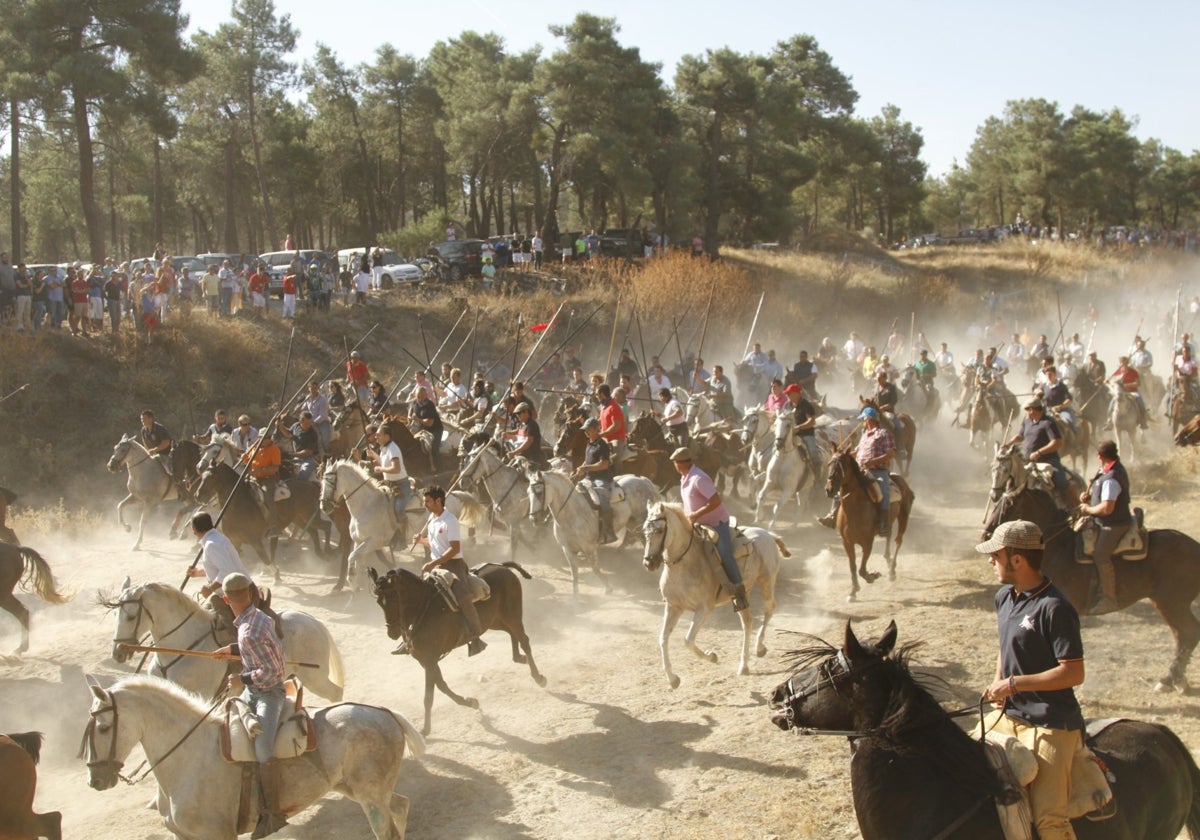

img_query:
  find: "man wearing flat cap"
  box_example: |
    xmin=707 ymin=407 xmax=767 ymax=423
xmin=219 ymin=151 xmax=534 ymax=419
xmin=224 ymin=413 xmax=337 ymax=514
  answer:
xmin=976 ymin=520 xmax=1085 ymax=840
xmin=1005 ymin=397 xmax=1069 ymax=506
xmin=669 ymin=447 xmax=747 ymax=612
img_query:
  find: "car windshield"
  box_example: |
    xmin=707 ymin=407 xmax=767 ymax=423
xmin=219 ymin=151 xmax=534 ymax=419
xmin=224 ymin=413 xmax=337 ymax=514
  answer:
xmin=375 ymin=250 xmax=404 ymax=265
xmin=261 ymin=253 xmax=296 ymax=268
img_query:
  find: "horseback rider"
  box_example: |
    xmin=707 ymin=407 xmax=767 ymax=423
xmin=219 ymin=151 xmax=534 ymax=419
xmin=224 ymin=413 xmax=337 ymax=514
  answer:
xmin=1078 ymin=439 xmax=1132 ymax=615
xmin=1007 ymin=398 xmax=1069 ymax=505
xmin=186 ymin=511 xmax=249 ymax=640
xmin=366 ymin=424 xmax=411 ymax=530
xmin=668 ymin=447 xmax=748 ymax=613
xmin=213 ymin=571 xmax=289 ymax=839
xmin=240 ymin=432 xmax=282 ymax=536
xmin=1037 ymin=365 xmax=1076 ymax=430
xmin=195 ymin=409 xmax=233 ymax=444
xmin=742 ymin=341 xmax=768 ymax=385
xmin=1129 ymin=336 xmax=1153 ymax=373
xmin=658 ymin=387 xmax=689 ymax=448
xmin=412 ymin=485 xmax=487 ymax=657
xmin=913 ymin=348 xmax=937 ymax=394
xmin=138 ymin=409 xmax=172 ymax=473
xmin=817 ymin=407 xmax=894 ymax=535
xmin=278 ymin=412 xmax=320 ymax=482
xmin=1173 ymin=344 xmax=1199 ymax=411
xmin=1109 ymin=356 xmax=1148 ymax=430
xmin=295 ymin=382 xmax=332 ymax=450
xmin=873 ymin=371 xmax=907 ymax=461
xmin=706 ymin=365 xmax=738 ymax=422
xmin=596 ymin=383 xmax=632 ymax=462
xmin=571 ymin=418 xmax=618 ymax=545
xmin=345 ymin=350 xmax=371 ymax=406
xmin=783 ymin=384 xmax=819 ymax=465
xmin=976 ymin=520 xmax=1085 ymax=840
xmin=503 ymin=403 xmax=546 ymax=468
xmin=233 ymin=414 xmax=259 ymax=454
xmin=789 ymin=350 xmax=819 ymax=399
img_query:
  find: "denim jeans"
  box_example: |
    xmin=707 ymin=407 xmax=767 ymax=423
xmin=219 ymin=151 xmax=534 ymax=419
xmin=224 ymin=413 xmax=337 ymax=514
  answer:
xmin=714 ymin=519 xmax=742 ymax=585
xmin=242 ymin=683 xmax=286 ymax=763
xmin=296 ymin=457 xmax=317 ymax=482
xmin=219 ymin=287 xmax=233 ymax=317
xmin=867 ymin=467 xmax=891 ymax=511
xmin=32 ymin=300 xmax=45 ymax=330
xmin=390 ymin=480 xmax=412 ymax=521
xmin=49 ymin=299 xmax=65 ymax=329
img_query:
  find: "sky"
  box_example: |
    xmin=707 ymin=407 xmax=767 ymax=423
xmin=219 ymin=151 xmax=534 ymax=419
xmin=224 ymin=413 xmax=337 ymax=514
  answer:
xmin=180 ymin=0 xmax=1200 ymax=178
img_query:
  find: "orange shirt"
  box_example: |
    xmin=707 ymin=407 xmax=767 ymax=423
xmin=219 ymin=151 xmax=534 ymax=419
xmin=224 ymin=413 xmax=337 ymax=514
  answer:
xmin=245 ymin=440 xmax=281 ymax=478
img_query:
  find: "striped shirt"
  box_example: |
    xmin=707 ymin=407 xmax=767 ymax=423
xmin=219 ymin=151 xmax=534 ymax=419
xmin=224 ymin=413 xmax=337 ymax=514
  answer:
xmin=233 ymin=604 xmax=285 ymax=691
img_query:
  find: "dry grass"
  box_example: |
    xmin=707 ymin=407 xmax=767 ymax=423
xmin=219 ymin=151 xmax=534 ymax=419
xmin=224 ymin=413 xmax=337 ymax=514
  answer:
xmin=10 ymin=499 xmax=104 ymax=541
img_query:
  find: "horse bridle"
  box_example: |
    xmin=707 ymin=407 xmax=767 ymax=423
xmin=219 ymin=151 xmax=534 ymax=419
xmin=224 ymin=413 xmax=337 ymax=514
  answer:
xmin=642 ymin=513 xmax=697 ymax=566
xmin=113 ymin=593 xmax=213 ymax=677
xmin=773 ymin=650 xmax=882 ymax=731
xmin=528 ymin=473 xmax=573 ymax=521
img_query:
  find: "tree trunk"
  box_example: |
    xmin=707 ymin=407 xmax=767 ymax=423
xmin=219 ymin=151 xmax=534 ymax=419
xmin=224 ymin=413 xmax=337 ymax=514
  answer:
xmin=396 ymin=107 xmax=405 ymax=229
xmin=71 ymin=87 xmax=105 ymax=262
xmin=223 ymin=133 xmax=238 ymax=252
xmin=542 ymin=122 xmax=568 ymax=243
xmin=152 ymin=138 xmax=163 ymax=245
xmin=9 ymin=99 xmax=19 ymax=262
xmin=347 ymin=104 xmax=378 ymax=237
xmin=246 ymin=82 xmax=279 ymax=249
xmin=701 ymin=112 xmax=724 ymax=257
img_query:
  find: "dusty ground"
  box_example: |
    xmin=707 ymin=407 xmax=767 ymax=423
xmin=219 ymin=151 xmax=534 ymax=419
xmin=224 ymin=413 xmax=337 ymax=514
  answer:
xmin=5 ymin=427 xmax=1200 ymax=839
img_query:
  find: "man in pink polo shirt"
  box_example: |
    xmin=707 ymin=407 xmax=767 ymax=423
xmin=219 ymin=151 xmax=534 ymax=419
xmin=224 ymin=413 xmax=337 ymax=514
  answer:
xmin=669 ymin=447 xmax=748 ymax=612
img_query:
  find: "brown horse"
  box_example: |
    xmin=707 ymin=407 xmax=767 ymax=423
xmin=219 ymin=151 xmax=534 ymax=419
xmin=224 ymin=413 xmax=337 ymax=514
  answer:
xmin=0 ymin=487 xmax=18 ymax=545
xmin=824 ymin=450 xmax=915 ymax=602
xmin=0 ymin=732 xmax=60 ymax=840
xmin=369 ymin=563 xmax=546 ymax=735
xmin=1175 ymin=412 xmax=1200 ymax=446
xmin=985 ymin=485 xmax=1200 ymax=692
xmin=626 ymin=412 xmax=729 ymax=492
xmin=0 ymin=543 xmax=69 ymax=654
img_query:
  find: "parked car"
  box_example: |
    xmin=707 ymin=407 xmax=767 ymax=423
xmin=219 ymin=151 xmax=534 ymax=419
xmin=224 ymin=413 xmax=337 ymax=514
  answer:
xmin=257 ymin=250 xmax=328 ymax=298
xmin=336 ymin=248 xmax=422 ymax=289
xmin=430 ymin=239 xmax=484 ymax=281
xmin=197 ymin=252 xmax=244 ymax=269
xmin=599 ymin=228 xmax=643 ymax=259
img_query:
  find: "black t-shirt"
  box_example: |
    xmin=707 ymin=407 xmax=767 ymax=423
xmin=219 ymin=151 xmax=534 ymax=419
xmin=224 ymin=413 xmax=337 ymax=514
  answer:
xmin=996 ymin=578 xmax=1084 ymax=730
xmin=1043 ymin=381 xmax=1071 ymax=409
xmin=875 ymin=382 xmax=898 ymax=409
xmin=790 ymin=399 xmax=816 ymax=437
xmin=583 ymin=436 xmax=614 ymax=482
xmin=791 ymin=360 xmax=817 ymax=381
xmin=290 ymin=423 xmax=320 ymax=457
xmin=1020 ymin=415 xmax=1062 ymax=462
xmin=515 ymin=418 xmax=545 ymax=464
xmin=414 ymin=399 xmax=443 ymax=439
xmin=140 ymin=421 xmax=171 ymax=450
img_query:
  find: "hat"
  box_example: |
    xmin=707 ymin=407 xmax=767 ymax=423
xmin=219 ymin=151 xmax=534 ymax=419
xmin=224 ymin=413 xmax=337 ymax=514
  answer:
xmin=581 ymin=418 xmax=600 ymax=430
xmin=783 ymin=384 xmax=802 ymax=395
xmin=350 ymin=351 xmax=361 ymax=358
xmin=975 ymin=520 xmax=1044 ymax=554
xmin=858 ymin=407 xmax=878 ymax=420
xmin=222 ymin=572 xmax=253 ymax=593
xmin=514 ymin=402 xmax=531 ymax=413
xmin=669 ymin=447 xmax=693 ymax=462
xmin=1024 ymin=397 xmax=1044 ymax=410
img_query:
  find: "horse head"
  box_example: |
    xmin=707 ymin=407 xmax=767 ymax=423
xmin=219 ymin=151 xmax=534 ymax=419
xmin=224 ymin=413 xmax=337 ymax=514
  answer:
xmin=769 ymin=619 xmax=897 ymax=732
xmin=773 ymin=412 xmax=793 ymax=452
xmin=553 ymin=417 xmax=583 ymax=458
xmin=642 ymin=501 xmax=668 ymax=570
xmin=369 ymin=567 xmax=419 ymax=640
xmin=988 ymin=442 xmax=1022 ymax=502
xmin=738 ymin=410 xmax=759 ymax=446
xmin=825 ymin=449 xmax=856 ymax=499
xmin=82 ymin=678 xmax=127 ymax=790
xmin=525 ymin=469 xmax=548 ymax=521
xmin=319 ymin=460 xmax=341 ymax=514
xmin=107 ymin=435 xmax=134 ymax=473
xmin=108 ymin=576 xmax=141 ymax=663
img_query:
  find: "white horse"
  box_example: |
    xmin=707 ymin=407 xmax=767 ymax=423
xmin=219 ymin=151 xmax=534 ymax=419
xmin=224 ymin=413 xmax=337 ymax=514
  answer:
xmin=196 ymin=433 xmax=243 ymax=472
xmin=107 ymin=435 xmax=192 ymax=550
xmin=738 ymin=408 xmax=776 ymax=497
xmin=642 ymin=501 xmax=788 ymax=688
xmin=1110 ymin=389 xmax=1142 ymax=460
xmin=109 ymin=578 xmax=345 ymax=702
xmin=457 ymin=443 xmax=537 ymax=557
xmin=320 ymin=459 xmax=485 ymax=581
xmin=526 ymin=468 xmax=660 ymax=595
xmin=83 ymin=675 xmax=423 ymax=840
xmin=754 ymin=413 xmax=819 ymax=529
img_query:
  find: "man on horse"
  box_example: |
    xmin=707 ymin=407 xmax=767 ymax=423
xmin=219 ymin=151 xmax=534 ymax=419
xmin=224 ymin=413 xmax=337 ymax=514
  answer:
xmin=819 ymin=407 xmax=894 ymax=534
xmin=214 ymin=571 xmax=289 ymax=839
xmin=241 ymin=434 xmax=283 ymax=536
xmin=873 ymin=371 xmax=907 ymax=461
xmin=139 ymin=409 xmax=172 ymax=473
xmin=706 ymin=365 xmax=738 ymax=422
xmin=783 ymin=384 xmax=819 ymax=465
xmin=412 ymin=386 xmax=444 ymax=470
xmin=186 ymin=511 xmax=250 ymax=639
xmin=913 ymin=348 xmax=937 ymax=395
xmin=412 ymin=485 xmax=487 ymax=656
xmin=366 ymin=424 xmax=411 ymax=530
xmin=1037 ymin=366 xmax=1077 ymax=430
xmin=789 ymin=350 xmax=819 ymax=399
xmin=596 ymin=383 xmax=631 ymax=462
xmin=1109 ymin=356 xmax=1148 ymax=430
xmin=196 ymin=409 xmax=233 ymax=444
xmin=658 ymin=388 xmax=689 ymax=448
xmin=668 ymin=447 xmax=748 ymax=612
xmin=503 ymin=403 xmax=546 ymax=468
xmin=296 ymin=382 xmax=332 ymax=450
xmin=1078 ymin=439 xmax=1133 ymax=615
xmin=742 ymin=342 xmax=768 ymax=396
xmin=1007 ymin=398 xmax=1069 ymax=506
xmin=279 ymin=412 xmax=321 ymax=482
xmin=976 ymin=519 xmax=1085 ymax=840
xmin=571 ymin=418 xmax=618 ymax=545
xmin=345 ymin=350 xmax=371 ymax=406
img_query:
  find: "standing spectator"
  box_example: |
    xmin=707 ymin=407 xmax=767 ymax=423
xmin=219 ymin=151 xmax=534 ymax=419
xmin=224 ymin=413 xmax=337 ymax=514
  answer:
xmin=304 ymin=265 xmax=322 ymax=314
xmin=338 ymin=261 xmax=353 ymax=306
xmin=284 ymin=232 xmax=294 ymax=250
xmin=531 ymin=230 xmax=544 ymax=271
xmin=31 ymin=270 xmax=47 ymax=330
xmin=45 ymin=266 xmax=66 ymax=330
xmin=445 ymin=223 xmax=456 ymax=241
xmin=85 ymin=267 xmax=103 ymax=332
xmin=13 ymin=263 xmax=31 ymax=333
xmin=202 ymin=264 xmax=220 ymax=317
xmin=247 ymin=264 xmax=270 ymax=318
xmin=691 ymin=234 xmax=704 ymax=257
xmin=354 ymin=263 xmax=370 ymax=305
xmin=281 ymin=268 xmax=298 ymax=320
xmin=320 ymin=263 xmax=335 ymax=311
xmin=0 ymin=251 xmax=13 ymax=326
xmin=218 ymin=260 xmax=237 ymax=317
xmin=69 ymin=267 xmax=89 ymax=335
xmin=102 ymin=269 xmax=125 ymax=334
xmin=178 ymin=267 xmax=196 ymax=316
xmin=346 ymin=350 xmax=371 ymax=406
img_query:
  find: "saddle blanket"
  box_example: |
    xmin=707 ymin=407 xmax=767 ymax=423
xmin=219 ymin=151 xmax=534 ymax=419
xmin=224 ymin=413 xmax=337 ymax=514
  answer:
xmin=575 ymin=482 xmax=626 ymax=507
xmin=221 ymin=678 xmax=315 ymax=764
xmin=425 ymin=567 xmax=491 ymax=612
xmin=695 ymin=522 xmax=754 ymax=563
xmin=1075 ymin=508 xmax=1148 ymax=563
xmin=978 ymin=717 xmax=1114 ymax=840
xmin=252 ymin=482 xmax=292 ymax=504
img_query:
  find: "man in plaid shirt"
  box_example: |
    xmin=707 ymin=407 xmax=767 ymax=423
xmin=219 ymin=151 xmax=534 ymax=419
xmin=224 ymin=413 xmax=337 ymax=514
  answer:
xmin=215 ymin=572 xmax=288 ymax=838
xmin=817 ymin=406 xmax=895 ymax=534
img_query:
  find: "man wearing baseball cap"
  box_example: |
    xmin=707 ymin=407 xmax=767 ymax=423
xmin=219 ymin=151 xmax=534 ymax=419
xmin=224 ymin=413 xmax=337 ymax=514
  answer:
xmin=782 ymin=384 xmax=819 ymax=465
xmin=669 ymin=447 xmax=748 ymax=612
xmin=818 ymin=406 xmax=894 ymax=534
xmin=572 ymin=417 xmax=618 ymax=544
xmin=976 ymin=519 xmax=1085 ymax=840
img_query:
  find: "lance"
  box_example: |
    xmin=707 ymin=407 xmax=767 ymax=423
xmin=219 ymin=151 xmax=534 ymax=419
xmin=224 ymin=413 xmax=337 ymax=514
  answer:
xmin=634 ymin=308 xmax=655 ymax=409
xmin=465 ymin=306 xmax=481 ymax=377
xmin=508 ymin=312 xmax=523 ymax=391
xmin=0 ymin=383 xmax=29 ymax=404
xmin=1168 ymin=285 xmax=1183 ymax=413
xmin=116 ymin=644 xmax=319 ymax=669
xmin=446 ymin=324 xmax=475 ymax=371
xmin=1052 ymin=291 xmax=1065 ymax=353
xmin=1048 ymin=306 xmax=1073 ymax=359
xmin=330 ymin=324 xmax=379 ymax=390
xmin=742 ymin=291 xmax=766 ymax=359
xmin=604 ymin=292 xmax=622 ymax=376
xmin=655 ymin=302 xmax=692 ymax=361
xmin=523 ymin=301 xmax=606 ymax=388
xmin=673 ymin=316 xmax=686 ymax=378
xmin=613 ymin=302 xmax=637 ymax=376
xmin=907 ymin=312 xmax=916 ymax=364
xmin=417 ymin=314 xmax=433 ymax=376
xmin=425 ymin=307 xmax=471 ymax=374
xmin=533 ymin=386 xmax=658 ymax=404
xmin=692 ymin=280 xmax=717 ymax=392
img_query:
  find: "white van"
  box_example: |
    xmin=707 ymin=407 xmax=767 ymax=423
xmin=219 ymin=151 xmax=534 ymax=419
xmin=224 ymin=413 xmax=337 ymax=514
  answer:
xmin=336 ymin=248 xmax=423 ymax=289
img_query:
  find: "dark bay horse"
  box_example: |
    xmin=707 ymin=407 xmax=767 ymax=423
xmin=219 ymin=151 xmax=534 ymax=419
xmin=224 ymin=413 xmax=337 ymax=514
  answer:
xmin=369 ymin=563 xmax=546 ymax=735
xmin=0 ymin=731 xmax=60 ymax=840
xmin=985 ymin=485 xmax=1200 ymax=692
xmin=0 ymin=486 xmax=18 ymax=544
xmin=194 ymin=463 xmax=331 ymax=579
xmin=0 ymin=543 xmax=69 ymax=654
xmin=825 ymin=450 xmax=914 ymax=602
xmin=769 ymin=620 xmax=1200 ymax=840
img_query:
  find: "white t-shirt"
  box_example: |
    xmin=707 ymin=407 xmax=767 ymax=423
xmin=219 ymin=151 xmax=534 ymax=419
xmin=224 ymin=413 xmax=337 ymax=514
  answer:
xmin=379 ymin=441 xmax=407 ymax=482
xmin=200 ymin=530 xmax=249 ymax=585
xmin=427 ymin=509 xmax=461 ymax=561
xmin=531 ymin=236 xmax=543 ymax=252
xmin=355 ymin=271 xmax=371 ymax=293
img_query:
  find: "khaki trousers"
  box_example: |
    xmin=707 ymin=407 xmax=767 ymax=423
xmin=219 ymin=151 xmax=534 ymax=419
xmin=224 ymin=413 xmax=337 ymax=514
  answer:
xmin=989 ymin=711 xmax=1080 ymax=840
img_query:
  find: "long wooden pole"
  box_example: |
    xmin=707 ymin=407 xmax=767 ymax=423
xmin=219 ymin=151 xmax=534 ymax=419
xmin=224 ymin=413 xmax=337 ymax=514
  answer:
xmin=116 ymin=644 xmax=319 ymax=669
xmin=742 ymin=291 xmax=766 ymax=359
xmin=692 ymin=280 xmax=717 ymax=392
xmin=465 ymin=306 xmax=481 ymax=378
xmin=604 ymin=292 xmax=622 ymax=375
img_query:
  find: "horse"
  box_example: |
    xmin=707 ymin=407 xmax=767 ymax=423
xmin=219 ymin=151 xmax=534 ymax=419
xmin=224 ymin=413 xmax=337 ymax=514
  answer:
xmin=987 ymin=441 xmax=1085 ymax=518
xmin=0 ymin=543 xmax=69 ymax=654
xmin=456 ymin=443 xmax=539 ymax=558
xmin=1167 ymin=379 xmax=1200 ymax=437
xmin=0 ymin=731 xmax=60 ymax=840
xmin=319 ymin=459 xmax=485 ymax=588
xmin=526 ymin=468 xmax=660 ymax=595
xmin=0 ymin=486 xmax=19 ymax=544
xmin=368 ymin=563 xmax=546 ymax=735
xmin=1046 ymin=409 xmax=1092 ymax=471
xmin=984 ymin=485 xmax=1200 ymax=692
xmin=1109 ymin=389 xmax=1142 ymax=459
xmin=82 ymin=675 xmax=423 ymax=839
xmin=627 ymin=411 xmax=725 ymax=494
xmin=107 ymin=435 xmax=196 ymax=550
xmin=737 ymin=407 xmax=776 ymax=498
xmin=170 ymin=439 xmax=203 ymax=496
xmin=859 ymin=397 xmax=917 ymax=477
xmin=896 ymin=365 xmax=940 ymax=423
xmin=1177 ymin=413 xmax=1200 ymax=446
xmin=754 ymin=412 xmax=819 ymax=529
xmin=108 ymin=578 xmax=345 ymax=701
xmin=642 ymin=501 xmax=788 ymax=688
xmin=194 ymin=463 xmax=331 ymax=580
xmin=768 ymin=620 xmax=1200 ymax=840
xmin=825 ymin=449 xmax=915 ymax=602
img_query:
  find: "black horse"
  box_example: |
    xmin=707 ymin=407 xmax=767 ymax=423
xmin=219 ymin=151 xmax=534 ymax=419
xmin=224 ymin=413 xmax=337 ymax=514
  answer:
xmin=0 ymin=543 xmax=69 ymax=653
xmin=769 ymin=620 xmax=1200 ymax=839
xmin=368 ymin=563 xmax=546 ymax=735
xmin=986 ymin=485 xmax=1200 ymax=692
xmin=194 ymin=463 xmax=331 ymax=579
xmin=0 ymin=486 xmax=19 ymax=544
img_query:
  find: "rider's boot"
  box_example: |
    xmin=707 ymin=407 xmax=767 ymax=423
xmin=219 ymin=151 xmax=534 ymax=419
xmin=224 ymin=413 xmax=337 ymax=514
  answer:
xmin=251 ymin=760 xmax=288 ymax=839
xmin=730 ymin=583 xmax=749 ymax=613
xmin=877 ymin=508 xmax=889 ymax=538
xmin=264 ymin=488 xmax=281 ymax=538
xmin=1090 ymin=556 xmax=1120 ymax=615
xmin=599 ymin=509 xmax=619 ymax=545
xmin=817 ymin=497 xmax=840 ymax=529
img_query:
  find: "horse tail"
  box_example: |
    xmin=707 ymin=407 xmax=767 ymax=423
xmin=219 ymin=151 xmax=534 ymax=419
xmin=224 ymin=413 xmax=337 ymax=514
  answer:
xmin=450 ymin=491 xmax=486 ymax=527
xmin=497 ymin=561 xmax=533 ymax=580
xmin=21 ymin=548 xmax=70 ymax=604
xmin=6 ymin=731 xmax=44 ymax=764
xmin=324 ymin=626 xmax=345 ymax=699
xmin=389 ymin=711 xmax=427 ymax=759
xmin=773 ymin=536 xmax=791 ymax=558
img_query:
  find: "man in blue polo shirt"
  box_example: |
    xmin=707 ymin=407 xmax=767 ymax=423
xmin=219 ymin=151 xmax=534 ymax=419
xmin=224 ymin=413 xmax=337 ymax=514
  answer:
xmin=976 ymin=519 xmax=1084 ymax=840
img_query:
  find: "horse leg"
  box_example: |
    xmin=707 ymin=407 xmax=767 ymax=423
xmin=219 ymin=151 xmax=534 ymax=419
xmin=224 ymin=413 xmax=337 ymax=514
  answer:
xmin=35 ymin=810 xmax=63 ymax=840
xmin=560 ymin=546 xmax=581 ymax=596
xmin=842 ymin=536 xmax=860 ymax=602
xmin=1151 ymin=597 xmax=1200 ymax=693
xmin=510 ymin=626 xmax=547 ymax=687
xmin=116 ymin=493 xmax=134 ymax=532
xmin=430 ymin=660 xmax=478 ymax=710
xmin=681 ymin=606 xmax=718 ymax=664
xmin=755 ymin=573 xmax=777 ymax=659
xmin=0 ymin=590 xmax=30 ymax=653
xmin=858 ymin=538 xmax=880 ymax=584
xmin=389 ymin=792 xmax=412 ymax=840
xmin=133 ymin=501 xmax=151 ymax=550
xmin=735 ymin=602 xmax=752 ymax=677
xmin=658 ymin=602 xmax=684 ymax=689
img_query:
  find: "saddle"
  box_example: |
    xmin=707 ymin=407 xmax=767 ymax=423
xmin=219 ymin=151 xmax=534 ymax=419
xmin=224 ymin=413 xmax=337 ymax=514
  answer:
xmin=694 ymin=521 xmax=754 ymax=563
xmin=575 ymin=482 xmax=625 ymax=508
xmin=425 ymin=565 xmax=492 ymax=612
xmin=250 ymin=480 xmax=292 ymax=505
xmin=220 ymin=678 xmax=316 ymax=764
xmin=978 ymin=718 xmax=1115 ymax=840
xmin=861 ymin=474 xmax=903 ymax=510
xmin=1074 ymin=509 xmax=1149 ymax=563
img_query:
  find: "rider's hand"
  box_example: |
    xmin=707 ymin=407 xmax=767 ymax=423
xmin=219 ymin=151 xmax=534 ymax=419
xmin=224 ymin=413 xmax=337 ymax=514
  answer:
xmin=1078 ymin=491 xmax=1089 ymax=504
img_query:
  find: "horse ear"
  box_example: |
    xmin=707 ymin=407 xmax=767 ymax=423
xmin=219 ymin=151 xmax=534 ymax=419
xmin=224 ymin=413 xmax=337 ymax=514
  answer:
xmin=121 ymin=575 xmax=131 ymax=590
xmin=86 ymin=675 xmax=107 ymax=700
xmin=843 ymin=621 xmax=865 ymax=659
xmin=993 ymin=441 xmax=1000 ymax=455
xmin=873 ymin=620 xmax=898 ymax=657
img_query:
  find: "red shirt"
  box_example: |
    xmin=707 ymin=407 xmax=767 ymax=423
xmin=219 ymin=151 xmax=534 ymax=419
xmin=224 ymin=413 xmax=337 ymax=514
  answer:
xmin=282 ymin=273 xmax=298 ymax=295
xmin=1111 ymin=366 xmax=1139 ymax=391
xmin=599 ymin=399 xmax=626 ymax=442
xmin=346 ymin=359 xmax=369 ymax=386
xmin=248 ymin=272 xmax=269 ymax=295
xmin=71 ymin=277 xmax=89 ymax=303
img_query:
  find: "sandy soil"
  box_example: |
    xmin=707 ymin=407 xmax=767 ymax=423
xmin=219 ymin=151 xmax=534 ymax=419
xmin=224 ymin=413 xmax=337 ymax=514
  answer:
xmin=6 ymin=432 xmax=1200 ymax=840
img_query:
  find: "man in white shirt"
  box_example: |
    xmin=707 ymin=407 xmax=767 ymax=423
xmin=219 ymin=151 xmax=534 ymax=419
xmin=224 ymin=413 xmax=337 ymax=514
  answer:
xmin=531 ymin=232 xmax=544 ymax=270
xmin=412 ymin=485 xmax=486 ymax=656
xmin=186 ymin=511 xmax=250 ymax=634
xmin=367 ymin=425 xmax=411 ymax=523
xmin=743 ymin=342 xmax=768 ymax=377
xmin=843 ymin=332 xmax=864 ymax=363
xmin=647 ymin=364 xmax=672 ymax=393
xmin=438 ymin=368 xmax=469 ymax=414
xmin=762 ymin=350 xmax=784 ymax=385
xmin=1005 ymin=333 xmax=1027 ymax=363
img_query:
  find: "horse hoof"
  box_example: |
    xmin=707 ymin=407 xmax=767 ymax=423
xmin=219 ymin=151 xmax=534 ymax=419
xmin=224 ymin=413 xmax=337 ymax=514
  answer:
xmin=123 ymin=525 xmax=131 ymax=533
xmin=705 ymin=651 xmax=718 ymax=663
xmin=738 ymin=665 xmax=750 ymax=676
xmin=861 ymin=572 xmax=880 ymax=584
xmin=888 ymin=570 xmax=896 ymax=582
xmin=756 ymin=645 xmax=767 ymax=658
xmin=846 ymin=592 xmax=857 ymax=603
xmin=1154 ymin=680 xmax=1174 ymax=693
xmin=466 ymin=697 xmax=480 ymax=710
xmin=534 ymin=674 xmax=548 ymax=688
xmin=668 ymin=674 xmax=681 ymax=689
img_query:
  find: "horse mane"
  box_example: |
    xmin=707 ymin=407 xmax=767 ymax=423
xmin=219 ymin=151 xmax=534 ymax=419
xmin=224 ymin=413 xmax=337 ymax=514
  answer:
xmin=109 ymin=674 xmax=211 ymax=717
xmin=141 ymin=582 xmax=206 ymax=616
xmin=334 ymin=457 xmax=390 ymax=494
xmin=655 ymin=501 xmax=689 ymax=529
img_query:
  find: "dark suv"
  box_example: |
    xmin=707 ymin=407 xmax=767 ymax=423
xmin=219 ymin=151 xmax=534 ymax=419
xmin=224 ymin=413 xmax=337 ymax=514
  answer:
xmin=599 ymin=228 xmax=643 ymax=259
xmin=431 ymin=239 xmax=484 ymax=280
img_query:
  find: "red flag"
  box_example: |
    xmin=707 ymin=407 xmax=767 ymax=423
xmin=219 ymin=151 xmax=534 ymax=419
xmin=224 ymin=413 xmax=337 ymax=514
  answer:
xmin=529 ymin=323 xmax=549 ymax=332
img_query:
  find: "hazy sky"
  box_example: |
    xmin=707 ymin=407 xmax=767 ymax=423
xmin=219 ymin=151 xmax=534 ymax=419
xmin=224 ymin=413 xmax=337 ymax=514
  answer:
xmin=181 ymin=0 xmax=1200 ymax=177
